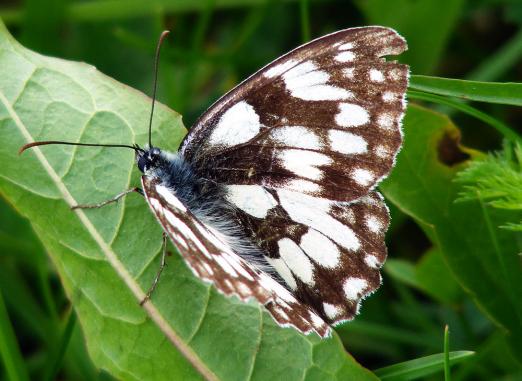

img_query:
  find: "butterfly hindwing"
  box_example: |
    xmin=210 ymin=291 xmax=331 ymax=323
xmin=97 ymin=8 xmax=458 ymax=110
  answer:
xmin=141 ymin=176 xmax=331 ymax=337
xmin=225 ymin=185 xmax=389 ymax=324
xmin=181 ymin=26 xmax=408 ymax=202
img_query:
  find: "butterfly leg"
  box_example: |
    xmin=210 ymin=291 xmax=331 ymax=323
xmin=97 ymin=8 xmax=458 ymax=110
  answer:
xmin=71 ymin=187 xmax=144 ymax=209
xmin=140 ymin=232 xmax=168 ymax=306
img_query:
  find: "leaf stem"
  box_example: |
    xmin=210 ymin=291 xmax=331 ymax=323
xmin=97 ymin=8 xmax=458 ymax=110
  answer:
xmin=444 ymin=325 xmax=450 ymax=381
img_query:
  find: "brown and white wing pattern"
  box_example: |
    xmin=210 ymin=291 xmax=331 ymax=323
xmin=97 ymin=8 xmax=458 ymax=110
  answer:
xmin=142 ymin=176 xmax=330 ymax=337
xmin=181 ymin=26 xmax=409 ymax=202
xmin=164 ymin=26 xmax=409 ymax=335
xmin=225 ymin=184 xmax=390 ymax=324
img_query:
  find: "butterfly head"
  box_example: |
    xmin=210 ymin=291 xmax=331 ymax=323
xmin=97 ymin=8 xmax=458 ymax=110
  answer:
xmin=136 ymin=146 xmax=162 ymax=174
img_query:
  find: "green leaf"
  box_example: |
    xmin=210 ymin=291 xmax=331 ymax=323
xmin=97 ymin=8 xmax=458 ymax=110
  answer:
xmin=410 ymin=75 xmax=522 ymax=106
xmin=374 ymin=351 xmax=474 ymax=381
xmin=381 ymin=105 xmax=522 ymax=361
xmin=385 ymin=248 xmax=462 ymax=304
xmin=0 ymin=20 xmax=377 ymax=381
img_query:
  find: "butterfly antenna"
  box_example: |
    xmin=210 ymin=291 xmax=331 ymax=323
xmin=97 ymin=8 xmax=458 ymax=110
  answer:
xmin=19 ymin=141 xmax=143 ymax=155
xmin=148 ymin=30 xmax=171 ymax=149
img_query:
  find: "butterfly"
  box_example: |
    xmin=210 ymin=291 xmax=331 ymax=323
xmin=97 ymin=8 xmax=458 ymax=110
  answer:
xmin=21 ymin=26 xmax=409 ymax=338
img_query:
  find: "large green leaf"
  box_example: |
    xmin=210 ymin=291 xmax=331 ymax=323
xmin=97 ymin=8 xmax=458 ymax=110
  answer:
xmin=0 ymin=20 xmax=378 ymax=381
xmin=381 ymin=105 xmax=522 ymax=360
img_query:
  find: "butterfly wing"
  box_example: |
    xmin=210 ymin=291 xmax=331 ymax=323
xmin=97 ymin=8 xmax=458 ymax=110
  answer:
xmin=227 ymin=185 xmax=390 ymax=324
xmin=181 ymin=26 xmax=409 ymax=202
xmin=141 ymin=176 xmax=330 ymax=337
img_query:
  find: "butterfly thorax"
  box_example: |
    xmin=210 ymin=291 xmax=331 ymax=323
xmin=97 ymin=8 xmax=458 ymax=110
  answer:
xmin=136 ymin=146 xmax=277 ymax=276
xmin=136 ymin=147 xmax=221 ymax=217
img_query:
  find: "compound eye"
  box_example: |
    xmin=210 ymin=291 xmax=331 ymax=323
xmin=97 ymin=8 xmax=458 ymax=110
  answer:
xmin=137 ymin=155 xmax=147 ymax=172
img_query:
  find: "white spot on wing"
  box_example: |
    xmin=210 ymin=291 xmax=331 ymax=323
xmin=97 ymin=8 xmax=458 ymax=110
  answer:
xmin=225 ymin=185 xmax=277 ymax=219
xmin=369 ymin=69 xmax=385 ymax=82
xmin=343 ymin=277 xmax=368 ymax=300
xmin=364 ymin=254 xmax=381 ymax=268
xmin=382 ymin=91 xmax=396 ymax=102
xmin=208 ymin=101 xmax=261 ymax=146
xmin=282 ymin=61 xmax=353 ymax=101
xmin=271 ymin=126 xmax=322 ymax=150
xmin=265 ymin=256 xmax=298 ymax=290
xmin=328 ymin=130 xmax=367 ymax=154
xmin=377 ymin=113 xmax=394 ymax=130
xmin=335 ymin=51 xmax=355 ymax=62
xmin=273 ymin=306 xmax=290 ymax=320
xmin=222 ymin=252 xmax=255 ymax=280
xmin=214 ymin=254 xmax=238 ymax=277
xmin=283 ymin=179 xmax=321 ymax=194
xmin=375 ymin=145 xmax=389 ymax=158
xmin=338 ymin=42 xmax=355 ymax=50
xmin=352 ymin=168 xmax=374 ymax=186
xmin=162 ymin=209 xmax=211 ymax=258
xmin=259 ymin=273 xmax=297 ymax=303
xmin=300 ymin=229 xmax=340 ymax=268
xmin=278 ymin=238 xmax=315 ymax=286
xmin=278 ymin=149 xmax=331 ymax=181
xmin=323 ymin=303 xmax=342 ymax=320
xmin=365 ymin=215 xmax=383 ymax=233
xmin=264 ymin=59 xmax=298 ymax=78
xmin=335 ymin=103 xmax=370 ymax=127
xmin=278 ymin=190 xmax=361 ymax=251
xmin=156 ymin=185 xmax=187 ymax=212
xmin=309 ymin=312 xmax=325 ymax=328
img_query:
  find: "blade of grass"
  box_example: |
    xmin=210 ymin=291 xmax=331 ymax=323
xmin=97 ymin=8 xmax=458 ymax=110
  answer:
xmin=0 ymin=290 xmax=30 ymax=381
xmin=467 ymin=28 xmax=522 ymax=82
xmin=43 ymin=309 xmax=77 ymax=381
xmin=0 ymin=266 xmax=57 ymax=342
xmin=299 ymin=0 xmax=310 ymax=43
xmin=374 ymin=351 xmax=474 ymax=381
xmin=408 ymin=90 xmax=522 ymax=143
xmin=444 ymin=325 xmax=450 ymax=381
xmin=410 ymin=75 xmax=522 ymax=107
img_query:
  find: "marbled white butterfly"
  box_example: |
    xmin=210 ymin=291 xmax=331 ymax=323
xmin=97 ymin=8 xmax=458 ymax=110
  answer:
xmin=21 ymin=27 xmax=409 ymax=337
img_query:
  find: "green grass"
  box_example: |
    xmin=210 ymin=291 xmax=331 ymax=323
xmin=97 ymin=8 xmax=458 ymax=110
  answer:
xmin=1 ymin=0 xmax=522 ymax=380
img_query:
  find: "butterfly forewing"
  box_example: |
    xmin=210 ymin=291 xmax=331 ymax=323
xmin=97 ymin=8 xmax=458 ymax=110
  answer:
xmin=181 ymin=26 xmax=408 ymax=202
xmin=141 ymin=176 xmax=330 ymax=337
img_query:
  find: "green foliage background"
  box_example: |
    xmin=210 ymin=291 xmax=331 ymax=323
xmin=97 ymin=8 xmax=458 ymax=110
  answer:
xmin=0 ymin=1 xmax=521 ymax=380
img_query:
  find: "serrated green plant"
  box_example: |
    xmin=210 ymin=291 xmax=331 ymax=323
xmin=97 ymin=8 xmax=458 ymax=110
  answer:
xmin=456 ymin=141 xmax=522 ymax=231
